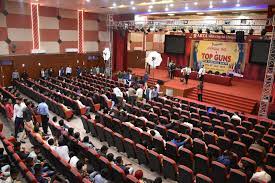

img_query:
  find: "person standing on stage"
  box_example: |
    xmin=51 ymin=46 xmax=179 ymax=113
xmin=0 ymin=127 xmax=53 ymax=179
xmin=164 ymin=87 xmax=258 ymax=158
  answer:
xmin=171 ymin=61 xmax=176 ymax=79
xmin=197 ymin=82 xmax=203 ymax=102
xmin=168 ymin=60 xmax=172 ymax=79
xmin=198 ymin=65 xmax=206 ymax=82
xmin=184 ymin=66 xmax=192 ymax=84
xmin=37 ymin=99 xmax=49 ymax=135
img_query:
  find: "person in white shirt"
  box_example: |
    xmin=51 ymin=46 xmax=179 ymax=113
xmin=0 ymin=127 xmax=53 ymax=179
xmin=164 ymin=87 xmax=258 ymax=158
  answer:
xmin=113 ymin=87 xmax=123 ymax=106
xmin=155 ymin=82 xmax=160 ymax=93
xmin=69 ymin=152 xmax=80 ymax=168
xmin=231 ymin=112 xmax=242 ymax=124
xmin=250 ymin=165 xmax=271 ymax=183
xmin=198 ymin=65 xmax=206 ymax=82
xmin=40 ymin=68 xmax=45 ymax=79
xmin=136 ymin=86 xmax=144 ymax=101
xmin=148 ymin=129 xmax=162 ymax=139
xmin=54 ymin=140 xmax=70 ymax=162
xmin=13 ymin=98 xmax=25 ymax=139
xmin=65 ymin=66 xmax=72 ymax=77
xmin=183 ymin=66 xmax=192 ymax=84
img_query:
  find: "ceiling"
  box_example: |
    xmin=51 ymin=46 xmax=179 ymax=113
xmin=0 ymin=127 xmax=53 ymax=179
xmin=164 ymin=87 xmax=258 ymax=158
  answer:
xmin=11 ymin=0 xmax=275 ymax=14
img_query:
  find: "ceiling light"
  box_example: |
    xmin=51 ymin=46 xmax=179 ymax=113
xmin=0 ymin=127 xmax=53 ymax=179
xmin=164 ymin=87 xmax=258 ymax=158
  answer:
xmin=222 ymin=0 xmax=227 ymax=3
xmin=170 ymin=4 xmax=174 ymax=7
xmin=151 ymin=0 xmax=155 ymax=2
xmin=168 ymin=13 xmax=175 ymax=16
xmin=197 ymin=12 xmax=204 ymax=15
xmin=86 ymin=0 xmax=90 ymax=2
xmin=148 ymin=9 xmax=152 ymax=12
xmin=149 ymin=5 xmax=153 ymax=9
xmin=236 ymin=3 xmax=240 ymax=7
xmin=185 ymin=6 xmax=189 ymax=10
xmin=112 ymin=2 xmax=117 ymax=7
xmin=194 ymin=2 xmax=198 ymax=5
xmin=132 ymin=6 xmax=136 ymax=10
xmin=209 ymin=1 xmax=213 ymax=8
xmin=130 ymin=1 xmax=134 ymax=5
xmin=165 ymin=7 xmax=169 ymax=11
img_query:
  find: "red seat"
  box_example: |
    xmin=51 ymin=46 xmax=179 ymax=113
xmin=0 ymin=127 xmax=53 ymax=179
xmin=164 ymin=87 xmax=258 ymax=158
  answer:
xmin=126 ymin=174 xmax=139 ymax=183
xmin=152 ymin=136 xmax=165 ymax=154
xmin=165 ymin=141 xmax=179 ymax=161
xmin=232 ymin=141 xmax=247 ymax=158
xmin=208 ymin=144 xmax=221 ymax=159
xmin=179 ymin=148 xmax=193 ymax=168
xmin=228 ymin=169 xmax=247 ymax=183
xmin=217 ymin=136 xmax=231 ymax=151
xmin=193 ymin=138 xmax=207 ymax=155
xmin=196 ymin=173 xmax=213 ymax=183
xmin=123 ymin=138 xmax=136 ymax=158
xmin=214 ymin=125 xmax=225 ymax=136
xmin=178 ymin=165 xmax=194 ymax=183
xmin=135 ymin=144 xmax=148 ymax=165
xmin=248 ymin=147 xmax=264 ymax=164
xmin=163 ymin=156 xmax=178 ymax=180
xmin=25 ymin=171 xmax=38 ymax=183
xmin=212 ymin=161 xmax=227 ymax=183
xmin=194 ymin=154 xmax=209 ymax=176
xmin=148 ymin=150 xmax=162 ymax=173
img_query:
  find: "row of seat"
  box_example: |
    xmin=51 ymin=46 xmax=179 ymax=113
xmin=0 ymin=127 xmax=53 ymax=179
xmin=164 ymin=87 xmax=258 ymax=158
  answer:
xmin=39 ymin=78 xmax=101 ymax=113
xmin=24 ymin=124 xmax=92 ymax=183
xmin=0 ymin=132 xmax=38 ymax=183
xmin=47 ymin=120 xmax=141 ymax=183
xmin=80 ymin=114 xmax=271 ymax=183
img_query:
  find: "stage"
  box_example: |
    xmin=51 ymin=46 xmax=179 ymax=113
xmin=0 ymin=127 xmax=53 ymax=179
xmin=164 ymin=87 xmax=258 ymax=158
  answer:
xmin=131 ymin=68 xmax=262 ymax=114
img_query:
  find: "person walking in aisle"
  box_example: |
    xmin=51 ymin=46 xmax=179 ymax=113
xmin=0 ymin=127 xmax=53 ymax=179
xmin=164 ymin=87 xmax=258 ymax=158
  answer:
xmin=197 ymin=81 xmax=203 ymax=102
xmin=13 ymin=98 xmax=25 ymax=139
xmin=37 ymin=99 xmax=49 ymax=135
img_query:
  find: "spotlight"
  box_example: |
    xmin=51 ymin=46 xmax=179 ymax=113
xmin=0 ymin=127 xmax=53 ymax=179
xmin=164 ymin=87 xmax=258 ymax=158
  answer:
xmin=181 ymin=28 xmax=185 ymax=33
xmin=198 ymin=28 xmax=202 ymax=34
xmin=230 ymin=28 xmax=235 ymax=33
xmin=261 ymin=28 xmax=267 ymax=36
xmin=172 ymin=27 xmax=177 ymax=32
xmin=206 ymin=28 xmax=210 ymax=34
xmin=188 ymin=27 xmax=193 ymax=33
xmin=249 ymin=28 xmax=254 ymax=35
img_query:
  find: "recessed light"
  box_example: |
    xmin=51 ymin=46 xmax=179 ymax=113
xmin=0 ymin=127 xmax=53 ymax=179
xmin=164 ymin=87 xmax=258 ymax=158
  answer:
xmin=132 ymin=6 xmax=136 ymax=10
xmin=148 ymin=9 xmax=152 ymax=12
xmin=149 ymin=5 xmax=153 ymax=9
xmin=168 ymin=13 xmax=175 ymax=16
xmin=112 ymin=2 xmax=116 ymax=7
xmin=236 ymin=3 xmax=240 ymax=7
xmin=185 ymin=6 xmax=189 ymax=10
xmin=170 ymin=4 xmax=174 ymax=7
xmin=194 ymin=2 xmax=198 ymax=5
xmin=151 ymin=0 xmax=155 ymax=2
xmin=130 ymin=1 xmax=134 ymax=5
xmin=165 ymin=7 xmax=169 ymax=11
xmin=86 ymin=0 xmax=90 ymax=2
xmin=197 ymin=12 xmax=205 ymax=15
xmin=222 ymin=0 xmax=227 ymax=3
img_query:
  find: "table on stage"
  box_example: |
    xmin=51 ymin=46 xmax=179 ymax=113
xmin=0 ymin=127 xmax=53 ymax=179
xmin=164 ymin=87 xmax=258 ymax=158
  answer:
xmin=175 ymin=71 xmax=232 ymax=86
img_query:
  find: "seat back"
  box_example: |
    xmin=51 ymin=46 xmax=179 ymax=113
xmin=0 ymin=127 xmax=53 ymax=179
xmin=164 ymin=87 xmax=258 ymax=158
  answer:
xmin=135 ymin=144 xmax=148 ymax=165
xmin=148 ymin=150 xmax=162 ymax=173
xmin=196 ymin=174 xmax=213 ymax=183
xmin=228 ymin=169 xmax=247 ymax=183
xmin=212 ymin=161 xmax=227 ymax=183
xmin=178 ymin=165 xmax=194 ymax=183
xmin=162 ymin=156 xmax=178 ymax=180
xmin=179 ymin=148 xmax=193 ymax=168
xmin=194 ymin=154 xmax=209 ymax=176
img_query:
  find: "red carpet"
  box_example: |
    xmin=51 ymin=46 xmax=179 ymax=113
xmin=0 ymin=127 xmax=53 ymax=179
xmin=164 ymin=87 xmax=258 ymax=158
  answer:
xmin=131 ymin=68 xmax=262 ymax=114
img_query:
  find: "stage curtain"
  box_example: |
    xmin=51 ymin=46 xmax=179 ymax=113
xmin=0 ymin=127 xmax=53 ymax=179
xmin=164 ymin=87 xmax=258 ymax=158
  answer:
xmin=113 ymin=30 xmax=128 ymax=72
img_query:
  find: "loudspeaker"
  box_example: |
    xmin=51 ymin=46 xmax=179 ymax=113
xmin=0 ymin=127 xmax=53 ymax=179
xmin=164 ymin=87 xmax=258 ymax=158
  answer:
xmin=236 ymin=31 xmax=244 ymax=43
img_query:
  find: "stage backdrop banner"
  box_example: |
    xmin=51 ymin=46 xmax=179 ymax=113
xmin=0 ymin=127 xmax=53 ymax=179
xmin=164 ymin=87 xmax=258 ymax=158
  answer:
xmin=191 ymin=40 xmax=246 ymax=76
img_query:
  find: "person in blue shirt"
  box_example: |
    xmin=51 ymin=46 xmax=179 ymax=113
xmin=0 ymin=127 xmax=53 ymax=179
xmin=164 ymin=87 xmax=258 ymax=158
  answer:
xmin=171 ymin=136 xmax=191 ymax=148
xmin=207 ymin=107 xmax=216 ymax=115
xmin=37 ymin=100 xmax=49 ymax=135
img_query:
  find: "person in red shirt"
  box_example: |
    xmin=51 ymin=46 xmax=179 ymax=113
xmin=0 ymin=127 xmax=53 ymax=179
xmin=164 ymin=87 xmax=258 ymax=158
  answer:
xmin=4 ymin=99 xmax=13 ymax=122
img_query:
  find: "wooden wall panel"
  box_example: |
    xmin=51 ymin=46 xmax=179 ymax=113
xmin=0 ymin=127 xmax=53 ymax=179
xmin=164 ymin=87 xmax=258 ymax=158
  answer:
xmin=0 ymin=52 xmax=104 ymax=86
xmin=127 ymin=51 xmax=146 ymax=69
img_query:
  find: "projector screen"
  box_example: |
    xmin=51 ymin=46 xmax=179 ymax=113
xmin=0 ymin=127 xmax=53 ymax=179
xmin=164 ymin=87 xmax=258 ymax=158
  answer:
xmin=164 ymin=35 xmax=186 ymax=54
xmin=249 ymin=40 xmax=270 ymax=64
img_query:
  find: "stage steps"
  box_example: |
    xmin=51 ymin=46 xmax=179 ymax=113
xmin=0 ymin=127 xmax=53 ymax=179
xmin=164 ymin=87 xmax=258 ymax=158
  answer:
xmin=187 ymin=88 xmax=258 ymax=114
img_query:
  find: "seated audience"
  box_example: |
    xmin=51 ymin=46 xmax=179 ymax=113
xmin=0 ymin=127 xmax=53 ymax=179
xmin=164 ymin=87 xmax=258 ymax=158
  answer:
xmin=97 ymin=145 xmax=108 ymax=158
xmin=115 ymin=156 xmax=134 ymax=175
xmin=90 ymin=168 xmax=109 ymax=183
xmin=250 ymin=164 xmax=271 ymax=183
xmin=171 ymin=136 xmax=191 ymax=148
xmin=82 ymin=136 xmax=94 ymax=148
xmin=69 ymin=152 xmax=80 ymax=168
